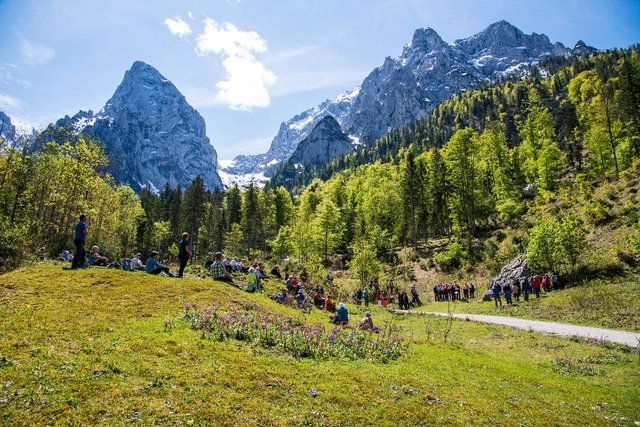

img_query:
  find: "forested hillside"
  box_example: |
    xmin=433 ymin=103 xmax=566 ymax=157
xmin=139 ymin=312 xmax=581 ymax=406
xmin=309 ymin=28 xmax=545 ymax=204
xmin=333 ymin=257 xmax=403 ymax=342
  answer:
xmin=271 ymin=47 xmax=640 ymax=192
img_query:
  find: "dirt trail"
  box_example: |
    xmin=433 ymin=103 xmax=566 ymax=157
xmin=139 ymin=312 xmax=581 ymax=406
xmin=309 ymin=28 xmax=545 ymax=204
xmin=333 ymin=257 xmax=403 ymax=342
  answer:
xmin=395 ymin=311 xmax=640 ymax=347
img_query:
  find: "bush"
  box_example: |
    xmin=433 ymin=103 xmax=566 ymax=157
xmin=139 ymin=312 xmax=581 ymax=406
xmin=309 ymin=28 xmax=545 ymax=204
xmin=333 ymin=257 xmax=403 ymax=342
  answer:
xmin=434 ymin=242 xmax=467 ymax=272
xmin=0 ymin=225 xmax=27 ymax=274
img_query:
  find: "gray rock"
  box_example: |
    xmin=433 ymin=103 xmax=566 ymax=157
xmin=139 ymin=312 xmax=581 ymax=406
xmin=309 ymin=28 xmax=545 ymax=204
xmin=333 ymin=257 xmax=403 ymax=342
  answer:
xmin=287 ymin=116 xmax=353 ymax=166
xmin=42 ymin=61 xmax=223 ymax=192
xmin=489 ymin=256 xmax=533 ymax=289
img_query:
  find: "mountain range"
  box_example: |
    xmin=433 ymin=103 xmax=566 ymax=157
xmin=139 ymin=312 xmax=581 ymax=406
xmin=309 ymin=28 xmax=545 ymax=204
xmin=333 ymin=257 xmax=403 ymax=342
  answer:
xmin=1 ymin=20 xmax=596 ymax=191
xmin=221 ymin=20 xmax=596 ymax=180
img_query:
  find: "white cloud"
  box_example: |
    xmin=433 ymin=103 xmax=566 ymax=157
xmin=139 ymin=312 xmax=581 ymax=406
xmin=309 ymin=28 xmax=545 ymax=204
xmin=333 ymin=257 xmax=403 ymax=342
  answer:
xmin=194 ymin=18 xmax=275 ymax=110
xmin=164 ymin=16 xmax=192 ymax=37
xmin=0 ymin=63 xmax=31 ymax=88
xmin=188 ymin=11 xmax=194 ymax=20
xmin=20 ymin=40 xmax=55 ymax=65
xmin=0 ymin=94 xmax=24 ymax=111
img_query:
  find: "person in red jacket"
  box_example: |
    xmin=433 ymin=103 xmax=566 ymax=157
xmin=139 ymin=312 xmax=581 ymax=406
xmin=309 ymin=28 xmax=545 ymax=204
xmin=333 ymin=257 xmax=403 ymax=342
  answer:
xmin=533 ymin=275 xmax=541 ymax=298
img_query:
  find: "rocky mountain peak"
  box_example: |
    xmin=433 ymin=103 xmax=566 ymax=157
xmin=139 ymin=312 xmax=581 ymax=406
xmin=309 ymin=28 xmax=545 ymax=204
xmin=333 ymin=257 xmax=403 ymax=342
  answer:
xmin=410 ymin=27 xmax=447 ymax=52
xmin=287 ymin=115 xmax=353 ymax=166
xmin=43 ymin=61 xmax=223 ymax=192
xmin=224 ymin=21 xmax=598 ymax=182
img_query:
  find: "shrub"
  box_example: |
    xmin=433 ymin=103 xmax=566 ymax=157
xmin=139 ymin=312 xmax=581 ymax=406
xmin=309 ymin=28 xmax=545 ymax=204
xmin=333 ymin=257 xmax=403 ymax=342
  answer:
xmin=434 ymin=242 xmax=467 ymax=272
xmin=0 ymin=225 xmax=27 ymax=274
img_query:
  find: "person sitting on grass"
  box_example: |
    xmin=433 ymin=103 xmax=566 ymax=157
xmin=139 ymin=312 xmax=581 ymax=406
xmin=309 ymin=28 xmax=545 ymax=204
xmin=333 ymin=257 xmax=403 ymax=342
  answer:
xmin=331 ymin=303 xmax=349 ymax=324
xmin=211 ymin=252 xmax=237 ymax=287
xmin=295 ymin=288 xmax=305 ymax=306
xmin=202 ymin=251 xmax=214 ymax=270
xmin=245 ymin=267 xmax=258 ymax=293
xmin=88 ymin=246 xmax=109 ymax=267
xmin=358 ymin=312 xmax=374 ymax=331
xmin=275 ymin=289 xmax=287 ymax=303
xmin=325 ymin=295 xmax=335 ymax=312
xmin=146 ymin=251 xmax=177 ymax=276
xmin=270 ymin=264 xmax=282 ymax=279
xmin=130 ymin=253 xmax=146 ymax=271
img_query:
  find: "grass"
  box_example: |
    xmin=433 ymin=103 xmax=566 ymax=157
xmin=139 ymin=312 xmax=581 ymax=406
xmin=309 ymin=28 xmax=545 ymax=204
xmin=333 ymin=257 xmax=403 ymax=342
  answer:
xmin=419 ymin=276 xmax=640 ymax=332
xmin=0 ymin=264 xmax=639 ymax=426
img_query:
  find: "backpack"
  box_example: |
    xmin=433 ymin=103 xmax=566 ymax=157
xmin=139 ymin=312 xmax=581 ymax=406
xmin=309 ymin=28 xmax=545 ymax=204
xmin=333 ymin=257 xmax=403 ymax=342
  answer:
xmin=122 ymin=259 xmax=131 ymax=271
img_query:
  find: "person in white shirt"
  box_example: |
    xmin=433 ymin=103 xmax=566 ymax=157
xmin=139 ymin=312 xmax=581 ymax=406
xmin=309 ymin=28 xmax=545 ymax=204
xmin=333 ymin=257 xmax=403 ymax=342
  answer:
xmin=130 ymin=253 xmax=146 ymax=271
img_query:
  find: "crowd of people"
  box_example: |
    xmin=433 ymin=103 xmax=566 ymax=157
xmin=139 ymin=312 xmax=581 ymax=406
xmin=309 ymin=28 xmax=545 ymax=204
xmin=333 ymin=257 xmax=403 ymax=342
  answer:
xmin=433 ymin=282 xmax=477 ymax=302
xmin=62 ymin=213 xmax=567 ymax=332
xmin=490 ymin=273 xmax=561 ymax=307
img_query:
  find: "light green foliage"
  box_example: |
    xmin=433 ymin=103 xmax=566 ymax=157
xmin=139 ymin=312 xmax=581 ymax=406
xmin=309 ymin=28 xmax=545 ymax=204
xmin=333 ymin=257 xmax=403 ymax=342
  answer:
xmin=311 ymin=198 xmax=344 ymax=262
xmin=348 ymin=238 xmax=382 ymax=286
xmin=269 ymin=225 xmax=293 ymax=260
xmin=527 ymin=216 xmax=589 ymax=273
xmin=519 ymin=104 xmax=556 ymax=184
xmin=443 ymin=128 xmax=481 ymax=234
xmin=433 ymin=241 xmax=468 ymax=272
xmin=627 ymin=218 xmax=640 ymax=254
xmin=0 ymin=137 xmax=143 ymax=263
xmin=536 ymin=140 xmax=563 ymax=191
xmin=224 ymin=223 xmax=244 ymax=258
xmin=569 ymin=70 xmax=624 ymax=179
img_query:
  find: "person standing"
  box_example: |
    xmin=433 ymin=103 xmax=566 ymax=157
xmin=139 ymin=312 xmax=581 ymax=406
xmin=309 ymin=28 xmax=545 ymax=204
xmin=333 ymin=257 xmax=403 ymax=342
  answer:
xmin=362 ymin=288 xmax=369 ymax=307
xmin=71 ymin=214 xmax=88 ymax=269
xmin=178 ymin=232 xmax=192 ymax=278
xmin=492 ymin=282 xmax=502 ymax=307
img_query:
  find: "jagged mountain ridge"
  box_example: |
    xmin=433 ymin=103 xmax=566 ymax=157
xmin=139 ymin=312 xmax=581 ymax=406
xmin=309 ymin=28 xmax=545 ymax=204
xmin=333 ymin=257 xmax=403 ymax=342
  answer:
xmin=44 ymin=61 xmax=223 ymax=191
xmin=224 ymin=20 xmax=596 ymax=179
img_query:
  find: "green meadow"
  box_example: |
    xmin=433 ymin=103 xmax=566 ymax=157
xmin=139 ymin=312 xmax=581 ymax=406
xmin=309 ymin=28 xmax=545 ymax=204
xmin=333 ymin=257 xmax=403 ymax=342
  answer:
xmin=1 ymin=265 xmax=638 ymax=426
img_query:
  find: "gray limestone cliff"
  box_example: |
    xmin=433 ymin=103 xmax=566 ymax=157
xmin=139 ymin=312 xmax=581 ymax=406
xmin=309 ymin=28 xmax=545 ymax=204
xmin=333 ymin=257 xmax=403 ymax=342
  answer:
xmin=43 ymin=61 xmax=223 ymax=191
xmin=287 ymin=116 xmax=353 ymax=166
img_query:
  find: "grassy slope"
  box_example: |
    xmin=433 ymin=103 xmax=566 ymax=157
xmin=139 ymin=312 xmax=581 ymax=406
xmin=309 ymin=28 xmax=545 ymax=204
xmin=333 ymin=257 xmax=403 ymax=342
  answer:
xmin=419 ymin=277 xmax=640 ymax=332
xmin=0 ymin=265 xmax=639 ymax=426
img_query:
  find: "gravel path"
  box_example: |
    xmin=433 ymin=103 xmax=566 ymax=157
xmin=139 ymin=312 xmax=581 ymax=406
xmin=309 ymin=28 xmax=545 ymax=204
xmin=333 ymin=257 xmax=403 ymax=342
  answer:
xmin=396 ymin=311 xmax=640 ymax=347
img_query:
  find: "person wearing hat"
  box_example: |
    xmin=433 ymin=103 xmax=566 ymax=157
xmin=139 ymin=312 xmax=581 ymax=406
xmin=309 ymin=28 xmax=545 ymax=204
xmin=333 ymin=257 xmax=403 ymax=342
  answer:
xmin=358 ymin=312 xmax=374 ymax=331
xmin=211 ymin=252 xmax=237 ymax=286
xmin=295 ymin=288 xmax=305 ymax=305
xmin=130 ymin=253 xmax=146 ymax=271
xmin=332 ymin=303 xmax=349 ymax=324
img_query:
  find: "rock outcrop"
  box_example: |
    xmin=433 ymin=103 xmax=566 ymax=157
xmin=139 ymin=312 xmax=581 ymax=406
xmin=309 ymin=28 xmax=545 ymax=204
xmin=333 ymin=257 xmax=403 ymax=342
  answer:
xmin=287 ymin=116 xmax=353 ymax=166
xmin=490 ymin=256 xmax=533 ymax=289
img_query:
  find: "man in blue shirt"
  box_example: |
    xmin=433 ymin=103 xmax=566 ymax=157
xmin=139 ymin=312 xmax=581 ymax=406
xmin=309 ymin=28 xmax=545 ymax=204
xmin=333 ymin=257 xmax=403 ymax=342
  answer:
xmin=71 ymin=214 xmax=88 ymax=269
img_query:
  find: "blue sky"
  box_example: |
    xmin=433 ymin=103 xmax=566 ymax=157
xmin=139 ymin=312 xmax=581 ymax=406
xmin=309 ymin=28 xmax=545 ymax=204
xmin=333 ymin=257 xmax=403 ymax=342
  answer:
xmin=0 ymin=0 xmax=638 ymax=160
